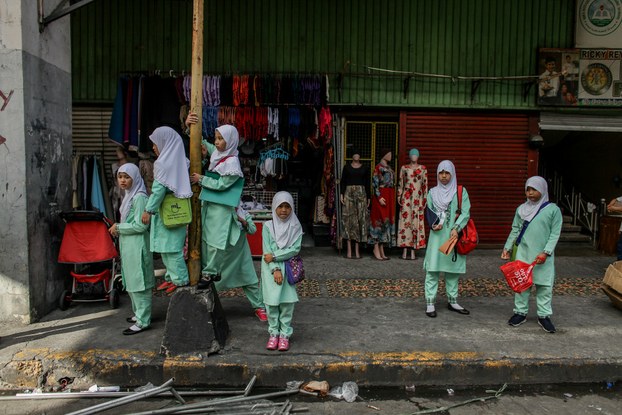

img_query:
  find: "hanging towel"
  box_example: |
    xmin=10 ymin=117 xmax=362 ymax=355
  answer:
xmin=90 ymin=156 xmax=107 ymax=214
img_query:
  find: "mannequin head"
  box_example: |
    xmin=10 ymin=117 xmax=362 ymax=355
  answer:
xmin=409 ymin=148 xmax=419 ymax=163
xmin=379 ymin=148 xmax=392 ymax=163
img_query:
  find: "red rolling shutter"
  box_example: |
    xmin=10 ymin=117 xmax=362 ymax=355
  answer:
xmin=400 ymin=112 xmax=538 ymax=246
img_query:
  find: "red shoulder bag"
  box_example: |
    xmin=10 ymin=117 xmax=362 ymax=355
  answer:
xmin=455 ymin=185 xmax=478 ymax=256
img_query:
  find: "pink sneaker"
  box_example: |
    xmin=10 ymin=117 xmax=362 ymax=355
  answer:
xmin=266 ymin=335 xmax=279 ymax=350
xmin=277 ymin=336 xmax=290 ymax=351
xmin=255 ymin=308 xmax=268 ymax=322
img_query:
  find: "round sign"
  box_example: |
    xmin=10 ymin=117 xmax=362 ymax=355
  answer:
xmin=581 ymin=63 xmax=613 ymax=95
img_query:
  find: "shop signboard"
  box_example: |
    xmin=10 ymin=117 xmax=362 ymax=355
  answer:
xmin=538 ymin=48 xmax=622 ymax=107
xmin=576 ymin=0 xmax=622 ymax=48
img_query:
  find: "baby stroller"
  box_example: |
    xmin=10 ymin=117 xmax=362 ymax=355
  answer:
xmin=57 ymin=210 xmax=121 ymax=310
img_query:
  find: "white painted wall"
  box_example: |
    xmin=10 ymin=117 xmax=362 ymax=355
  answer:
xmin=0 ymin=0 xmax=72 ymax=323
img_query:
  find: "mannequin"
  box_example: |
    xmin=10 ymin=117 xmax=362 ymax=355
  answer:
xmin=369 ymin=148 xmax=396 ymax=260
xmin=340 ymin=148 xmax=370 ymax=259
xmin=397 ymin=148 xmax=428 ymax=260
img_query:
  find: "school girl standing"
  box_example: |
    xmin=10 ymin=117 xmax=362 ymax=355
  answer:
xmin=141 ymin=126 xmax=193 ymax=294
xmin=213 ymin=203 xmax=267 ymax=321
xmin=189 ymin=126 xmax=251 ymax=291
xmin=423 ymin=160 xmax=471 ymax=318
xmin=109 ymin=163 xmax=154 ymax=335
xmin=501 ymin=176 xmax=562 ymax=333
xmin=261 ymin=191 xmax=303 ymax=352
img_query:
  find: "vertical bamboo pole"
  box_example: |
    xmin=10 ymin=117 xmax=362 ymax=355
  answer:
xmin=188 ymin=0 xmax=204 ymax=285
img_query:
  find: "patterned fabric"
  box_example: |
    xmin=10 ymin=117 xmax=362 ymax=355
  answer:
xmin=397 ymin=164 xmax=428 ymax=248
xmin=368 ymin=163 xmax=395 ymax=245
xmin=341 ymin=185 xmax=369 ymax=242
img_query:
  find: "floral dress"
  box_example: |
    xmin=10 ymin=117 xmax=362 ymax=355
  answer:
xmin=368 ymin=163 xmax=395 ymax=245
xmin=397 ymin=164 xmax=428 ymax=248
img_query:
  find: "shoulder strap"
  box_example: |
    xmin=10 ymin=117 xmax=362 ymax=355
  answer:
xmin=215 ymin=155 xmax=233 ymax=167
xmin=515 ymin=201 xmax=551 ymax=245
xmin=456 ymin=185 xmax=463 ymax=213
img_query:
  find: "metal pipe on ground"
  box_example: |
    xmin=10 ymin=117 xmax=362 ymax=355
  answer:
xmin=65 ymin=378 xmax=180 ymax=415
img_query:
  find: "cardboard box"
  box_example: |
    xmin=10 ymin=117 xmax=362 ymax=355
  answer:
xmin=602 ymin=285 xmax=622 ymax=311
xmin=603 ymin=261 xmax=622 ymax=294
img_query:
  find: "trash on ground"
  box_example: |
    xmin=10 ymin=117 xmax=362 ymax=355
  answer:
xmin=87 ymin=385 xmax=121 ymax=392
xmin=134 ymin=382 xmax=155 ymax=392
xmin=405 ymin=384 xmax=416 ymax=392
xmin=563 ymin=393 xmax=573 ymax=398
xmin=447 ymin=388 xmax=455 ymax=396
xmin=367 ymin=404 xmax=381 ymax=411
xmin=409 ymin=384 xmax=507 ymax=415
xmin=286 ymin=380 xmax=304 ymax=391
xmin=606 ymin=381 xmax=615 ymax=389
xmin=328 ymin=381 xmax=359 ymax=403
xmin=302 ymin=380 xmax=330 ymax=396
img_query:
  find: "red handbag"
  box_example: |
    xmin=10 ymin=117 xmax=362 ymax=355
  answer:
xmin=455 ymin=185 xmax=478 ymax=255
xmin=500 ymin=260 xmax=535 ymax=293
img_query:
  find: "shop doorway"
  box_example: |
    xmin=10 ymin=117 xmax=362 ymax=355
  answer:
xmin=343 ymin=121 xmax=399 ymax=183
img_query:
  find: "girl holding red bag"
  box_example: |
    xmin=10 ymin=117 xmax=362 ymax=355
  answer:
xmin=501 ymin=176 xmax=562 ymax=333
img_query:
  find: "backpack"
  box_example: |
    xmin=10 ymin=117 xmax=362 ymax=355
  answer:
xmin=454 ymin=185 xmax=478 ymax=256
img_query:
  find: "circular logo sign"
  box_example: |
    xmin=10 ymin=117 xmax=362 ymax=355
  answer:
xmin=581 ymin=63 xmax=613 ymax=95
xmin=579 ymin=0 xmax=622 ymax=35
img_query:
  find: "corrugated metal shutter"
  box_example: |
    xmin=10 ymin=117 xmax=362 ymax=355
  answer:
xmin=400 ymin=112 xmax=536 ymax=245
xmin=540 ymin=112 xmax=622 ymax=132
xmin=72 ymin=106 xmax=118 ymax=187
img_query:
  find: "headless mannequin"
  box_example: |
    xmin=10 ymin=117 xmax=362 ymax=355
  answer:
xmin=340 ymin=153 xmax=369 ymax=259
xmin=401 ymin=153 xmax=420 ymax=260
xmin=373 ymin=151 xmax=392 ymax=261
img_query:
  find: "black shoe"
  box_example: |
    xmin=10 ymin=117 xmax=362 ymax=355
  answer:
xmin=538 ymin=317 xmax=556 ymax=333
xmin=197 ymin=275 xmax=214 ymax=290
xmin=425 ymin=310 xmax=437 ymax=318
xmin=122 ymin=325 xmax=148 ymax=335
xmin=447 ymin=303 xmax=470 ymax=315
xmin=126 ymin=316 xmax=137 ymax=323
xmin=508 ymin=314 xmax=527 ymax=327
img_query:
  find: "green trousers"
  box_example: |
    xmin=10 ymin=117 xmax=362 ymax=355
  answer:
xmin=161 ymin=252 xmax=189 ymax=286
xmin=243 ymin=284 xmax=264 ymax=310
xmin=201 ymin=242 xmax=220 ymax=276
xmin=265 ymin=303 xmax=295 ymax=338
xmin=425 ymin=271 xmax=461 ymax=305
xmin=513 ymin=284 xmax=553 ymax=318
xmin=128 ymin=289 xmax=152 ymax=328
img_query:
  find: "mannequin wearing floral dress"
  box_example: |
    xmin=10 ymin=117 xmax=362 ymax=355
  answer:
xmin=397 ymin=148 xmax=428 ymax=260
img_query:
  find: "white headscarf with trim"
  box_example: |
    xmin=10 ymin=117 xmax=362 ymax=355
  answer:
xmin=266 ymin=191 xmax=303 ymax=249
xmin=118 ymin=163 xmax=148 ymax=223
xmin=150 ymin=126 xmax=193 ymax=198
xmin=430 ymin=160 xmax=457 ymax=211
xmin=518 ymin=176 xmax=549 ymax=221
xmin=208 ymin=124 xmax=243 ymax=177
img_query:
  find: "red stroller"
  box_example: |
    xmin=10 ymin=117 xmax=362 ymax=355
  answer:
xmin=57 ymin=211 xmax=121 ymax=310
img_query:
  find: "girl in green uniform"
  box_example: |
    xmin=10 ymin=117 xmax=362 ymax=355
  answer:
xmin=262 ymin=192 xmax=303 ymax=352
xmin=502 ymin=176 xmax=562 ymax=333
xmin=423 ymin=160 xmax=471 ymax=318
xmin=141 ymin=127 xmax=193 ymax=294
xmin=189 ymin=126 xmax=248 ymax=288
xmin=109 ymin=163 xmax=154 ymax=335
xmin=213 ymin=202 xmax=267 ymax=321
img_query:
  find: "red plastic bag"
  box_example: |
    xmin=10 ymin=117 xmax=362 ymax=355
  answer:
xmin=500 ymin=260 xmax=535 ymax=293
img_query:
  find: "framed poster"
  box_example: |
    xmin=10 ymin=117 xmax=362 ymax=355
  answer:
xmin=538 ymin=48 xmax=622 ymax=107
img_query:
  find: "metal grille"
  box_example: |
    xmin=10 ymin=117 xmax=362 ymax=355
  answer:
xmin=344 ymin=121 xmax=399 ymax=180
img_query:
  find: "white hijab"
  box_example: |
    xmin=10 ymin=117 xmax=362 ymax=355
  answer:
xmin=208 ymin=124 xmax=243 ymax=177
xmin=118 ymin=163 xmax=148 ymax=223
xmin=266 ymin=191 xmax=303 ymax=249
xmin=150 ymin=126 xmax=193 ymax=198
xmin=518 ymin=176 xmax=549 ymax=221
xmin=430 ymin=160 xmax=458 ymax=213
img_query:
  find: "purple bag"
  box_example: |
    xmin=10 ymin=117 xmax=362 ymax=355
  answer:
xmin=285 ymin=255 xmax=305 ymax=285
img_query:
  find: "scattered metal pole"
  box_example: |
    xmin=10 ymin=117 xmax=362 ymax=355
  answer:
xmin=65 ymin=378 xmax=180 ymax=415
xmin=243 ymin=375 xmax=257 ymax=396
xmin=0 ymin=389 xmax=246 ymax=401
xmin=129 ymin=389 xmax=300 ymax=415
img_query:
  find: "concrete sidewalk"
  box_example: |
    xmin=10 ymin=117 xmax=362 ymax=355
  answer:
xmin=0 ymin=247 xmax=620 ymax=390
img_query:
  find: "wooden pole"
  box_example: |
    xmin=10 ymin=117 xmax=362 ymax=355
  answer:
xmin=188 ymin=0 xmax=204 ymax=286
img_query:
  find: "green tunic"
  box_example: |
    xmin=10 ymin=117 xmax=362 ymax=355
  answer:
xmin=503 ymin=203 xmax=562 ymax=286
xmin=200 ymin=142 xmax=241 ymax=250
xmin=117 ymin=195 xmax=154 ymax=292
xmin=260 ymin=225 xmax=302 ymax=306
xmin=214 ymin=212 xmax=260 ymax=291
xmin=145 ymin=180 xmax=187 ymax=253
xmin=423 ymin=187 xmax=471 ymax=274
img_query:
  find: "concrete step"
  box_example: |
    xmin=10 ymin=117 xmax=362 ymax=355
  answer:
xmin=558 ymin=233 xmax=592 ymax=243
xmin=563 ymin=215 xmax=573 ymax=223
xmin=562 ymin=223 xmax=582 ymax=232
